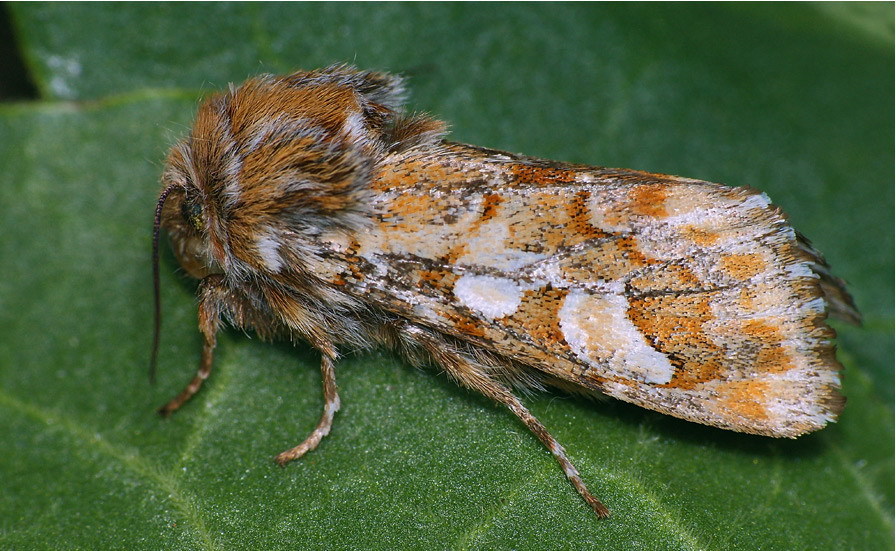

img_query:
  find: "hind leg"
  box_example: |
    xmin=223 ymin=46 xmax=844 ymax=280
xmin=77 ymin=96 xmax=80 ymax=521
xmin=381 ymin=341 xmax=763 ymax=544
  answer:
xmin=404 ymin=324 xmax=610 ymax=518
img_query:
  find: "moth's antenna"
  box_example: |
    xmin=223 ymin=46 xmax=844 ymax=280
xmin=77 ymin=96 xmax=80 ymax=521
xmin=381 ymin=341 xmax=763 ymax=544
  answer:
xmin=150 ymin=184 xmax=179 ymax=384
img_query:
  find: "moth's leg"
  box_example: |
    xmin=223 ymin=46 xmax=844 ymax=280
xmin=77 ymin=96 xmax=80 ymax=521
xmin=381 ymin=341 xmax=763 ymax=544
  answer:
xmin=158 ymin=275 xmax=224 ymax=417
xmin=408 ymin=325 xmax=610 ymax=518
xmin=275 ymin=353 xmax=341 ymax=465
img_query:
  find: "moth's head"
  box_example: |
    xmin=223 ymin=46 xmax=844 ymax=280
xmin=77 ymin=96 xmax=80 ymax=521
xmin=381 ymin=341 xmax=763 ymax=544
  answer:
xmin=155 ymin=64 xmax=445 ymax=280
xmin=156 ymin=149 xmax=227 ymax=281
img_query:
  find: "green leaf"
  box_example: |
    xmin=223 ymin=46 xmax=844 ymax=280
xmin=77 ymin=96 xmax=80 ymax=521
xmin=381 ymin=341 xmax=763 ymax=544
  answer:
xmin=1 ymin=3 xmax=892 ymax=549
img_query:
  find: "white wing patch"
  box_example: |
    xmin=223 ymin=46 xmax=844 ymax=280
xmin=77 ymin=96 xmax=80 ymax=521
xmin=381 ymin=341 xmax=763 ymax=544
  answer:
xmin=559 ymin=289 xmax=675 ymax=384
xmin=457 ymin=220 xmax=547 ymax=271
xmin=454 ymin=274 xmax=522 ymax=319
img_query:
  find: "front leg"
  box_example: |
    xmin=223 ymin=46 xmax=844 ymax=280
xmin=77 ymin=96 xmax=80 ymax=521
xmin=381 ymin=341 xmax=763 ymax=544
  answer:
xmin=158 ymin=274 xmax=225 ymax=416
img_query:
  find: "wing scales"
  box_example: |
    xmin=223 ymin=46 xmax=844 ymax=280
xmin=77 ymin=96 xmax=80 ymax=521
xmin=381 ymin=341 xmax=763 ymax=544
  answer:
xmin=337 ymin=144 xmax=849 ymax=436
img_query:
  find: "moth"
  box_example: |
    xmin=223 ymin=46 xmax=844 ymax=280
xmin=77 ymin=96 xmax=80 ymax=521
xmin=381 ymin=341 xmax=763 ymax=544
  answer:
xmin=152 ymin=64 xmax=858 ymax=518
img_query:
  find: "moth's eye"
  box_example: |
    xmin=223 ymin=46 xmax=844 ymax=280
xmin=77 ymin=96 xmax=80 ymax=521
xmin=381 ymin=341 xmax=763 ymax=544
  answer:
xmin=181 ymin=195 xmax=204 ymax=232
